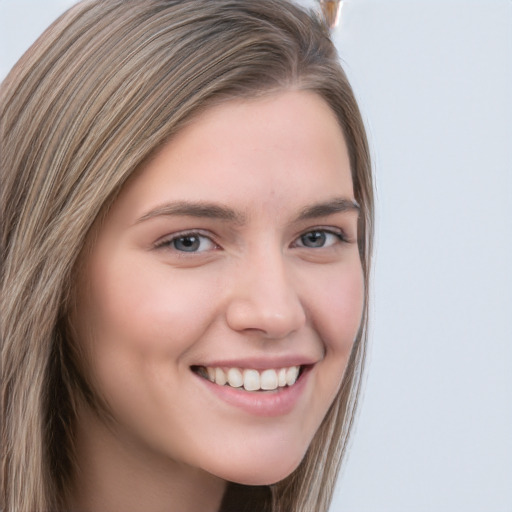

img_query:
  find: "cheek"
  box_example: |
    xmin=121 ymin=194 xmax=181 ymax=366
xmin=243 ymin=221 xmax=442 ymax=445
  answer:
xmin=80 ymin=255 xmax=218 ymax=360
xmin=72 ymin=254 xmax=222 ymax=436
xmin=307 ymin=260 xmax=365 ymax=355
xmin=303 ymin=259 xmax=364 ymax=410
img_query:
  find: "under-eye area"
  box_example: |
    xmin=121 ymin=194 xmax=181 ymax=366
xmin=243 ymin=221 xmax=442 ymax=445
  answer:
xmin=191 ymin=365 xmax=311 ymax=392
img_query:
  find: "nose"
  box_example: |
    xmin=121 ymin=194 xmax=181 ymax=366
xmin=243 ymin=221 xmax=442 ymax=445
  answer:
xmin=225 ymin=251 xmax=307 ymax=339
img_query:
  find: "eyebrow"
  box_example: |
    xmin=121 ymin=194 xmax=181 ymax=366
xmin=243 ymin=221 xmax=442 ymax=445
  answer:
xmin=135 ymin=197 xmax=359 ymax=225
xmin=296 ymin=197 xmax=360 ymax=221
xmin=136 ymin=201 xmax=246 ymax=225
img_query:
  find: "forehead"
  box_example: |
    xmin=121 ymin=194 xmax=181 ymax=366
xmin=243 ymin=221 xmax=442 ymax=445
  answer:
xmin=114 ymin=90 xmax=354 ymax=223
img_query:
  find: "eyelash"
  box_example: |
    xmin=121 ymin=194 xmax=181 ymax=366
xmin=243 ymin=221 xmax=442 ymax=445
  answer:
xmin=154 ymin=227 xmax=349 ymax=254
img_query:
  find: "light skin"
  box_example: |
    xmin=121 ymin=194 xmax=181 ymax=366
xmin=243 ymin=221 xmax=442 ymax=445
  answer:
xmin=70 ymin=90 xmax=364 ymax=512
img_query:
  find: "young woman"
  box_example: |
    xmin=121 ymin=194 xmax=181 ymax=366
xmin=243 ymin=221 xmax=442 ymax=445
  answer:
xmin=0 ymin=1 xmax=373 ymax=511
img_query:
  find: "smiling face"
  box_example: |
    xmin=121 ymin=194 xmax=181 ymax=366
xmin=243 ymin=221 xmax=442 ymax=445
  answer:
xmin=73 ymin=91 xmax=364 ymax=496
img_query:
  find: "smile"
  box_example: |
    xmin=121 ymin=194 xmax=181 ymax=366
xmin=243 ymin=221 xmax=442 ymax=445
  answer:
xmin=192 ymin=365 xmax=303 ymax=391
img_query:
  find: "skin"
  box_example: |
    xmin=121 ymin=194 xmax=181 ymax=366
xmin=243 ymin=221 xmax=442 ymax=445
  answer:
xmin=70 ymin=90 xmax=364 ymax=512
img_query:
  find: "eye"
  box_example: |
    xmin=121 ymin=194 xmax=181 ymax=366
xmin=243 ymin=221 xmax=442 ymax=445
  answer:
xmin=295 ymin=229 xmax=345 ymax=249
xmin=156 ymin=232 xmax=217 ymax=253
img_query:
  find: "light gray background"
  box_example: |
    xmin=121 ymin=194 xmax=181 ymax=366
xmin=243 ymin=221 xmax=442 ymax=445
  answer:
xmin=1 ymin=1 xmax=511 ymax=511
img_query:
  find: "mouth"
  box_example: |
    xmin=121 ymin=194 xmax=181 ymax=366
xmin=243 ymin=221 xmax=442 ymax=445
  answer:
xmin=191 ymin=364 xmax=309 ymax=392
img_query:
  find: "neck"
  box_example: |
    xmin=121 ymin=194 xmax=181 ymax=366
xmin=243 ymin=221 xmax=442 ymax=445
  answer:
xmin=68 ymin=405 xmax=226 ymax=512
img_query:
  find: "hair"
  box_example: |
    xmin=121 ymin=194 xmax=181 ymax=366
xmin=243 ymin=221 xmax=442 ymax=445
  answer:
xmin=0 ymin=1 xmax=373 ymax=511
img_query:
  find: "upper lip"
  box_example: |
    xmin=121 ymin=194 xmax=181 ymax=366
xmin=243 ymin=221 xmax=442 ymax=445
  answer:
xmin=193 ymin=355 xmax=319 ymax=370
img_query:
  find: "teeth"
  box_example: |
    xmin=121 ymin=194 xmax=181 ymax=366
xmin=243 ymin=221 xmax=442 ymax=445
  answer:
xmin=243 ymin=369 xmax=260 ymax=391
xmin=198 ymin=365 xmax=301 ymax=391
xmin=278 ymin=368 xmax=287 ymax=387
xmin=207 ymin=367 xmax=216 ymax=382
xmin=215 ymin=367 xmax=227 ymax=386
xmin=260 ymin=369 xmax=278 ymax=390
xmin=286 ymin=366 xmax=300 ymax=386
xmin=227 ymin=368 xmax=243 ymax=388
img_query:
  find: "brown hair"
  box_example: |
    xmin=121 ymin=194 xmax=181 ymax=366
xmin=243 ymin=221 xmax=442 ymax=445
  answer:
xmin=0 ymin=1 xmax=373 ymax=510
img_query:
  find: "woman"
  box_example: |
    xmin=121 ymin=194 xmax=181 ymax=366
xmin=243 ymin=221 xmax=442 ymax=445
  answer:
xmin=0 ymin=1 xmax=373 ymax=511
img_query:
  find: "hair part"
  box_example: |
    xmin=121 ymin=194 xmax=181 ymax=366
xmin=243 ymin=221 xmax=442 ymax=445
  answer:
xmin=1 ymin=1 xmax=373 ymax=510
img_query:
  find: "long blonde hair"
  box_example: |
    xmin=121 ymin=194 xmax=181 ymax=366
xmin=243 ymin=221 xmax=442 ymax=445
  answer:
xmin=0 ymin=1 xmax=373 ymax=510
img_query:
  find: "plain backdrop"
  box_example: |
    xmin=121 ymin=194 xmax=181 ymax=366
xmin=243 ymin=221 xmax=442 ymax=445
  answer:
xmin=1 ymin=1 xmax=511 ymax=511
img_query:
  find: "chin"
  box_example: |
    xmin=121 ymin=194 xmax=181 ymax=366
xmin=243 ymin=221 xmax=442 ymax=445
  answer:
xmin=209 ymin=448 xmax=306 ymax=487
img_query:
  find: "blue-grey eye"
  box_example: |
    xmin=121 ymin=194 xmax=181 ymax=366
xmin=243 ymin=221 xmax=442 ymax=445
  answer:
xmin=172 ymin=234 xmax=215 ymax=252
xmin=298 ymin=230 xmax=342 ymax=248
xmin=300 ymin=231 xmax=326 ymax=248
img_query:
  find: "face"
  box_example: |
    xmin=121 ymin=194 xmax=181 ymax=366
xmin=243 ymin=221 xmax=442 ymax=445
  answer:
xmin=74 ymin=91 xmax=364 ymax=486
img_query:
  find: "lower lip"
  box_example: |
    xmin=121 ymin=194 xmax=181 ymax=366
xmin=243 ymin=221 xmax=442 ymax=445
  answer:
xmin=195 ymin=368 xmax=312 ymax=417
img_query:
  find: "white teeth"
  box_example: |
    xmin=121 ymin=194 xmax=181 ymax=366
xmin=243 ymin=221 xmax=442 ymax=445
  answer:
xmin=199 ymin=365 xmax=301 ymax=391
xmin=286 ymin=366 xmax=300 ymax=386
xmin=243 ymin=369 xmax=260 ymax=391
xmin=278 ymin=368 xmax=287 ymax=387
xmin=215 ymin=367 xmax=227 ymax=386
xmin=227 ymin=368 xmax=243 ymax=388
xmin=260 ymin=369 xmax=278 ymax=390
